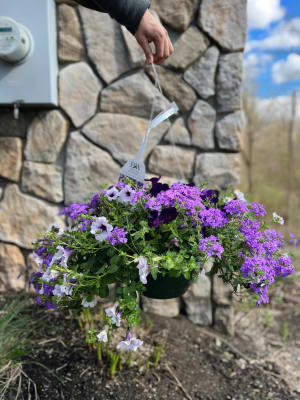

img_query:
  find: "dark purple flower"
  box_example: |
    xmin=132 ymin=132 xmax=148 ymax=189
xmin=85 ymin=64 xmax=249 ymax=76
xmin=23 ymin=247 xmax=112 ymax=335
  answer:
xmin=201 ymin=189 xmax=219 ymax=205
xmin=160 ymin=207 xmax=178 ymax=224
xmin=148 ymin=210 xmax=160 ymax=228
xmin=90 ymin=192 xmax=100 ymax=208
xmin=146 ymin=176 xmax=169 ymax=197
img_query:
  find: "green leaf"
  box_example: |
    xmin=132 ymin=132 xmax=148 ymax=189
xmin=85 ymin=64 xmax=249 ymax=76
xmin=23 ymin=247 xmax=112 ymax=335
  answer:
xmin=108 ymin=263 xmax=119 ymax=274
xmin=98 ymin=284 xmax=109 ymax=298
xmin=150 ymin=267 xmax=158 ymax=280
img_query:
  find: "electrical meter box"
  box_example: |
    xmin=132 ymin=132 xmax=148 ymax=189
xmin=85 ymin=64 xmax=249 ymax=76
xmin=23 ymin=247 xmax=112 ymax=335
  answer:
xmin=0 ymin=0 xmax=58 ymax=106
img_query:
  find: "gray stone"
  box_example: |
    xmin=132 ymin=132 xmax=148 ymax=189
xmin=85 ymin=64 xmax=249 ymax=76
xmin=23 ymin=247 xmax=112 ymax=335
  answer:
xmin=0 ymin=137 xmax=22 ymax=182
xmin=21 ymin=161 xmax=64 ymax=203
xmin=165 ymin=118 xmax=191 ymax=146
xmin=199 ymin=0 xmax=247 ymax=51
xmin=216 ymin=53 xmax=243 ymax=113
xmin=79 ymin=6 xmax=130 ymax=83
xmin=0 ymin=187 xmax=2 ymax=200
xmin=59 ymin=62 xmax=102 ymax=127
xmin=0 ymin=112 xmax=26 ymax=137
xmin=0 ymin=243 xmax=26 ymax=292
xmin=121 ymin=11 xmax=160 ymax=68
xmin=82 ymin=113 xmax=169 ymax=164
xmin=188 ymin=100 xmax=216 ymax=150
xmin=25 ymin=110 xmax=68 ymax=163
xmin=214 ymin=306 xmax=234 ymax=335
xmin=183 ymin=275 xmax=212 ymax=325
xmin=147 ymin=66 xmax=197 ymax=113
xmin=213 ymin=275 xmax=232 ymax=306
xmin=141 ymin=297 xmax=180 ymax=317
xmin=216 ymin=111 xmax=243 ymax=151
xmin=148 ymin=145 xmax=195 ymax=179
xmin=0 ymin=184 xmax=63 ymax=249
xmin=58 ymin=4 xmax=84 ymax=62
xmin=64 ymin=131 xmax=120 ymax=204
xmin=101 ymin=72 xmax=170 ymax=119
xmin=184 ymin=46 xmax=219 ymax=99
xmin=165 ymin=26 xmax=209 ymax=71
xmin=194 ymin=153 xmax=240 ymax=189
xmin=151 ymin=0 xmax=199 ymax=32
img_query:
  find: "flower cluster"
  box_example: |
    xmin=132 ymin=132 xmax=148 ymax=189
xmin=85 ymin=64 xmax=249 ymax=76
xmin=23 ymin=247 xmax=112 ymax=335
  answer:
xmin=31 ymin=178 xmax=296 ymax=349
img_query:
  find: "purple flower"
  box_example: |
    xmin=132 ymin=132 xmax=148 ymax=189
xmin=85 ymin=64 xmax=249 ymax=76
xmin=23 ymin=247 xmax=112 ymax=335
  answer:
xmin=148 ymin=210 xmax=160 ymax=228
xmin=50 ymin=246 xmax=73 ymax=269
xmin=249 ymin=201 xmax=266 ymax=217
xmin=137 ymin=257 xmax=149 ymax=284
xmin=160 ymin=207 xmax=178 ymax=224
xmin=224 ymin=200 xmax=248 ymax=215
xmin=200 ymin=189 xmax=219 ymax=205
xmin=107 ymin=227 xmax=128 ymax=245
xmin=90 ymin=192 xmax=100 ymax=208
xmin=289 ymin=233 xmax=298 ymax=248
xmin=105 ymin=302 xmax=122 ymax=326
xmin=116 ymin=330 xmax=143 ymax=352
xmin=199 ymin=235 xmax=224 ymax=259
xmin=91 ymin=217 xmax=113 ymax=242
xmin=119 ymin=185 xmax=134 ymax=203
xmin=59 ymin=202 xmax=90 ymax=220
xmin=105 ymin=187 xmax=119 ymax=201
xmin=198 ymin=208 xmax=226 ymax=228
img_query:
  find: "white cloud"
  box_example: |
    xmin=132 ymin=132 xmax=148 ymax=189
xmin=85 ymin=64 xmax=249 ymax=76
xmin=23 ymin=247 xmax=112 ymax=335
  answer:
xmin=256 ymin=94 xmax=300 ymax=120
xmin=247 ymin=18 xmax=300 ymax=52
xmin=247 ymin=0 xmax=285 ymax=30
xmin=243 ymin=53 xmax=273 ymax=81
xmin=272 ymin=54 xmax=300 ymax=84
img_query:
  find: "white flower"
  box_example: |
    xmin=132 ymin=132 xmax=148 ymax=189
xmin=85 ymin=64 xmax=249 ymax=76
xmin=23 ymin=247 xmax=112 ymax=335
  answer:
xmin=47 ymin=223 xmax=64 ymax=235
xmin=105 ymin=187 xmax=119 ymax=201
xmin=97 ymin=328 xmax=108 ymax=343
xmin=81 ymin=295 xmax=98 ymax=308
xmin=234 ymin=190 xmax=246 ymax=202
xmin=117 ymin=331 xmax=143 ymax=352
xmin=105 ymin=302 xmax=122 ymax=327
xmin=41 ymin=268 xmax=59 ymax=282
xmin=53 ymin=284 xmax=64 ymax=297
xmin=119 ymin=185 xmax=134 ymax=203
xmin=223 ymin=196 xmax=233 ymax=203
xmin=50 ymin=246 xmax=73 ymax=268
xmin=137 ymin=257 xmax=149 ymax=284
xmin=32 ymin=252 xmax=44 ymax=268
xmin=272 ymin=212 xmax=284 ymax=225
xmin=91 ymin=217 xmax=113 ymax=242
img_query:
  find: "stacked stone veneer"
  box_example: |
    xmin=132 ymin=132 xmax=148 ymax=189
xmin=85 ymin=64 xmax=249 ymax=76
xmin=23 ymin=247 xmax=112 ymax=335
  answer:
xmin=0 ymin=0 xmax=247 ymax=334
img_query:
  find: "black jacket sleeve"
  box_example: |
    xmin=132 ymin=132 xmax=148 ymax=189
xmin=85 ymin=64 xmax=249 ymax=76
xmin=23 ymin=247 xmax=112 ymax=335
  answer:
xmin=74 ymin=0 xmax=150 ymax=34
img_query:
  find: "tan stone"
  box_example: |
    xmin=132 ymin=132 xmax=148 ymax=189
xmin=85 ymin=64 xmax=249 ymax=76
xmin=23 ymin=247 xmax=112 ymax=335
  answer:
xmin=141 ymin=296 xmax=180 ymax=317
xmin=25 ymin=110 xmax=68 ymax=163
xmin=194 ymin=153 xmax=240 ymax=189
xmin=148 ymin=145 xmax=195 ymax=179
xmin=214 ymin=306 xmax=235 ymax=335
xmin=188 ymin=100 xmax=216 ymax=150
xmin=199 ymin=0 xmax=247 ymax=51
xmin=101 ymin=71 xmax=170 ymax=119
xmin=0 ymin=137 xmax=22 ymax=182
xmin=165 ymin=26 xmax=209 ymax=71
xmin=147 ymin=66 xmax=197 ymax=113
xmin=21 ymin=161 xmax=64 ymax=203
xmin=59 ymin=62 xmax=102 ymax=127
xmin=0 ymin=184 xmax=63 ymax=249
xmin=64 ymin=131 xmax=121 ymax=204
xmin=151 ymin=0 xmax=199 ymax=32
xmin=0 ymin=243 xmax=26 ymax=292
xmin=213 ymin=275 xmax=233 ymax=306
xmin=82 ymin=113 xmax=169 ymax=164
xmin=58 ymin=4 xmax=85 ymax=62
xmin=79 ymin=7 xmax=130 ymax=83
xmin=164 ymin=118 xmax=191 ymax=146
xmin=216 ymin=111 xmax=243 ymax=151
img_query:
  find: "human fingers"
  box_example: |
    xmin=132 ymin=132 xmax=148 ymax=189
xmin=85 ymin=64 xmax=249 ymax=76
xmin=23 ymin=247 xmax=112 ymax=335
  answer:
xmin=153 ymin=31 xmax=165 ymax=64
xmin=137 ymin=35 xmax=154 ymax=65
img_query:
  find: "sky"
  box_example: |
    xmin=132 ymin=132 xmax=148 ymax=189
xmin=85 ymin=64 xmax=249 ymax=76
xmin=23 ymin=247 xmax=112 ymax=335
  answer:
xmin=244 ymin=0 xmax=300 ymax=102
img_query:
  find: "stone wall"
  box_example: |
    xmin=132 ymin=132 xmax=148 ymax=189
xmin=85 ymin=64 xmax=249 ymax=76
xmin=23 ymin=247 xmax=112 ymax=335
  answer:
xmin=0 ymin=0 xmax=247 ymax=334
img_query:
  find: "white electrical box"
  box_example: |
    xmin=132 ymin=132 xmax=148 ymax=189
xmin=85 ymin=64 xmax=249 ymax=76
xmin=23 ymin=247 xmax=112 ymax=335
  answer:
xmin=0 ymin=0 xmax=58 ymax=107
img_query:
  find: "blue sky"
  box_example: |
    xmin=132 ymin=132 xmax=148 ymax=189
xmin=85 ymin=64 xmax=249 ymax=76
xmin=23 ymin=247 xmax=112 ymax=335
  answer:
xmin=245 ymin=0 xmax=300 ymax=99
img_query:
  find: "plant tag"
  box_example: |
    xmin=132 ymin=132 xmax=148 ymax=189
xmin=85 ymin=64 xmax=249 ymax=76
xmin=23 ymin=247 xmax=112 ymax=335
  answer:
xmin=119 ymin=159 xmax=146 ymax=185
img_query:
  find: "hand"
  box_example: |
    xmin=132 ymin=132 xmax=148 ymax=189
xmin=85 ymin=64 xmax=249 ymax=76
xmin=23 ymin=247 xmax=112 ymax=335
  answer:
xmin=135 ymin=10 xmax=174 ymax=65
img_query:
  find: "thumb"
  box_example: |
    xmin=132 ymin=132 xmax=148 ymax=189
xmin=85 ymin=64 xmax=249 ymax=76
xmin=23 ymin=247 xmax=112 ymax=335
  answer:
xmin=137 ymin=36 xmax=153 ymax=65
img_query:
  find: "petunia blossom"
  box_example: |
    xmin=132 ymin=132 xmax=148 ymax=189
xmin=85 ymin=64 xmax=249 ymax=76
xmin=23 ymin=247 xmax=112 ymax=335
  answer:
xmin=91 ymin=217 xmax=113 ymax=242
xmin=116 ymin=331 xmax=143 ymax=351
xmin=137 ymin=256 xmax=149 ymax=284
xmin=81 ymin=295 xmax=98 ymax=308
xmin=105 ymin=302 xmax=122 ymax=327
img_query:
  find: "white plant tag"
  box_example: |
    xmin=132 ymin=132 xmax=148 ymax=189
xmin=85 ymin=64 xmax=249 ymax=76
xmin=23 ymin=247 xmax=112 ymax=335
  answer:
xmin=119 ymin=65 xmax=178 ymax=185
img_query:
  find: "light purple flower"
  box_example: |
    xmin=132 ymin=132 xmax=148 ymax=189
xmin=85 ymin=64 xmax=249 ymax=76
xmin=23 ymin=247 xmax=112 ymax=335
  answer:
xmin=105 ymin=187 xmax=119 ymax=201
xmin=199 ymin=236 xmax=224 ymax=259
xmin=41 ymin=267 xmax=59 ymax=282
xmin=137 ymin=257 xmax=149 ymax=284
xmin=106 ymin=227 xmax=128 ymax=245
xmin=119 ymin=185 xmax=134 ymax=203
xmin=81 ymin=295 xmax=98 ymax=308
xmin=289 ymin=233 xmax=298 ymax=248
xmin=97 ymin=327 xmax=108 ymax=343
xmin=53 ymin=284 xmax=64 ymax=297
xmin=116 ymin=331 xmax=143 ymax=352
xmin=91 ymin=217 xmax=113 ymax=242
xmin=105 ymin=302 xmax=122 ymax=327
xmin=50 ymin=246 xmax=73 ymax=269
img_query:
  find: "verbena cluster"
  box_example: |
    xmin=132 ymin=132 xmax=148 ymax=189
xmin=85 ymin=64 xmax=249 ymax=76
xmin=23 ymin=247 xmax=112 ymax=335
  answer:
xmin=31 ymin=178 xmax=295 ymax=350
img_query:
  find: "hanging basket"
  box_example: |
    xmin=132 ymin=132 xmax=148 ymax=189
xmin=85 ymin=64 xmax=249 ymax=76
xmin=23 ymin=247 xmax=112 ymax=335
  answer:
xmin=143 ymin=273 xmax=192 ymax=299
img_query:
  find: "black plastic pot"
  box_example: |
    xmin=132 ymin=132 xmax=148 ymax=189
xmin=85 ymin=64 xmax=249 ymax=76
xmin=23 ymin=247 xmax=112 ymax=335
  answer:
xmin=143 ymin=273 xmax=192 ymax=299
